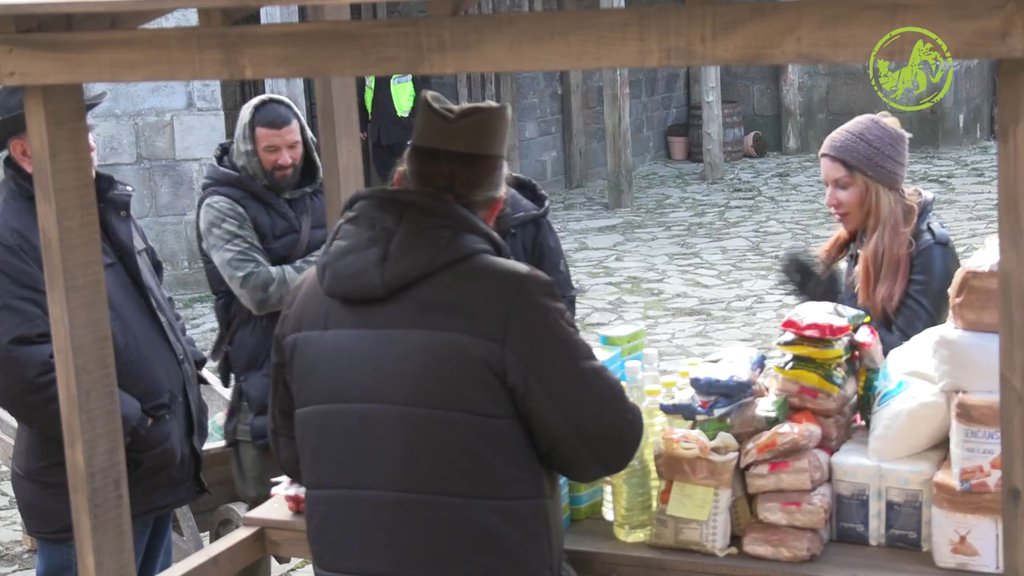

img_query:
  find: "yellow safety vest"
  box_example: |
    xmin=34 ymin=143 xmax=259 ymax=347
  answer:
xmin=364 ymin=75 xmax=416 ymax=119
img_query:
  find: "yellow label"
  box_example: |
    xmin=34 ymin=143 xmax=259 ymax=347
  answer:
xmin=666 ymin=482 xmax=715 ymax=522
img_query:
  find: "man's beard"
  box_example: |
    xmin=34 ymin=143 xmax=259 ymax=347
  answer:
xmin=266 ymin=159 xmax=303 ymax=193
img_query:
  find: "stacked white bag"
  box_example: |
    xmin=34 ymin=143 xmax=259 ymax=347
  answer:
xmin=929 ymin=235 xmax=1003 ymax=574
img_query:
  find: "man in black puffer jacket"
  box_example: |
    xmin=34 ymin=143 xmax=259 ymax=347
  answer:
xmin=269 ymin=91 xmax=641 ymax=576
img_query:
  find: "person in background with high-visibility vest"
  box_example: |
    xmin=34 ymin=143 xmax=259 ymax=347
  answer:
xmin=357 ymin=74 xmax=429 ymax=181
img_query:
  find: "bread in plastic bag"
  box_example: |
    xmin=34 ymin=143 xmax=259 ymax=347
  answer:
xmin=745 ymin=448 xmax=830 ymax=494
xmin=742 ymin=522 xmax=825 ymax=562
xmin=740 ymin=421 xmax=823 ymax=468
xmin=656 ymin=428 xmax=739 ymax=489
xmin=754 ymin=483 xmax=833 ymax=530
xmin=780 ymin=301 xmax=870 ymax=340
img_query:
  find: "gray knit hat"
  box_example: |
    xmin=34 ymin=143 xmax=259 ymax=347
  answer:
xmin=411 ymin=90 xmax=510 ymax=158
xmin=819 ymin=113 xmax=910 ymax=191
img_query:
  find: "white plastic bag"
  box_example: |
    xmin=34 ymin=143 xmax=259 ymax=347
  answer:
xmin=933 ymin=323 xmax=1000 ymax=393
xmin=867 ymin=332 xmax=950 ymax=462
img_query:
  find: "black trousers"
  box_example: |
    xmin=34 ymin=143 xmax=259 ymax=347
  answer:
xmin=371 ymin=139 xmax=409 ymax=182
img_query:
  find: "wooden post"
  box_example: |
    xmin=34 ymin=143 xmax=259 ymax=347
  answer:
xmin=260 ymin=5 xmax=309 ymax=116
xmin=700 ymin=65 xmax=725 ymax=181
xmin=560 ymin=0 xmax=585 ymax=189
xmin=497 ymin=0 xmax=521 ymax=171
xmin=311 ymin=5 xmax=365 ymax=226
xmin=24 ymin=84 xmax=136 ymax=576
xmin=779 ymin=62 xmax=801 ymax=154
xmin=997 ymin=57 xmax=1024 ymax=576
xmin=600 ymin=0 xmax=633 ymax=209
xmin=777 ymin=0 xmax=801 ymax=154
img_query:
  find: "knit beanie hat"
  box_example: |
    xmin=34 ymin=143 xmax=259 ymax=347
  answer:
xmin=411 ymin=90 xmax=510 ymax=158
xmin=819 ymin=113 xmax=910 ymax=191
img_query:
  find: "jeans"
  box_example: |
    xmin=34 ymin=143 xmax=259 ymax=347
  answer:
xmin=35 ymin=510 xmax=173 ymax=576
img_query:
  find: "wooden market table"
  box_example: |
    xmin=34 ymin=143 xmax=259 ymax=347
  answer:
xmin=164 ymin=494 xmax=979 ymax=576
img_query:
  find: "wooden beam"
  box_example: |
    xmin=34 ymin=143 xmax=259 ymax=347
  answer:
xmin=0 ymin=0 xmax=1022 ymax=84
xmin=559 ymin=0 xmax=584 ymax=188
xmin=158 ymin=526 xmax=267 ymax=576
xmin=998 ymin=57 xmax=1024 ymax=576
xmin=24 ymin=84 xmax=135 ymax=576
xmin=310 ymin=3 xmax=365 ymax=226
xmin=699 ymin=65 xmax=724 ymax=181
xmin=0 ymin=0 xmax=390 ymax=17
xmin=600 ymin=0 xmax=631 ymax=209
xmin=497 ymin=0 xmax=521 ymax=171
xmin=779 ymin=62 xmax=801 ymax=154
xmin=260 ymin=5 xmax=309 ymax=115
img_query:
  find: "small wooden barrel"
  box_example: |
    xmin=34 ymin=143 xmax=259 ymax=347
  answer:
xmin=688 ymin=101 xmax=745 ymax=162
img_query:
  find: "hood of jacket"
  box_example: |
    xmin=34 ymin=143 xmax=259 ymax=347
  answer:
xmin=204 ymin=94 xmax=323 ymax=198
xmin=494 ymin=173 xmax=551 ymax=234
xmin=317 ymin=188 xmax=511 ymax=302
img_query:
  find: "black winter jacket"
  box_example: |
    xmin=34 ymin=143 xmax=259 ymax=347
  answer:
xmin=269 ymin=188 xmax=642 ymax=576
xmin=0 ymin=159 xmax=208 ymax=539
xmin=494 ymin=174 xmax=577 ymax=320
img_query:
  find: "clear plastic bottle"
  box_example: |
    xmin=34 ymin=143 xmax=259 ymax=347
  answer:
xmin=642 ymin=379 xmax=667 ymax=509
xmin=642 ymin=347 xmax=660 ymax=372
xmin=611 ymin=369 xmax=653 ymax=542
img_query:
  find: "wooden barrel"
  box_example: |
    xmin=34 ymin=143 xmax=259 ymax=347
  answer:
xmin=688 ymin=101 xmax=745 ymax=163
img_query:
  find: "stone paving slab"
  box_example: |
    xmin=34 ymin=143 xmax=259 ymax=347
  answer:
xmin=0 ymin=142 xmax=998 ymax=573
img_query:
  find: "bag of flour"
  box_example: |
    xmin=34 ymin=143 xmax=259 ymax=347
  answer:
xmin=932 ymin=462 xmax=1003 ymax=573
xmin=950 ymin=392 xmax=1001 ymax=493
xmin=933 ymin=324 xmax=999 ymax=394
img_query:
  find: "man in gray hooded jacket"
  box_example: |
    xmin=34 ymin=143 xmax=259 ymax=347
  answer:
xmin=196 ymin=95 xmax=328 ymax=514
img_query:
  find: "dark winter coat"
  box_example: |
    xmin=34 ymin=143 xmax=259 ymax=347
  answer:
xmin=0 ymin=159 xmax=208 ymax=539
xmin=495 ymin=174 xmax=577 ymax=320
xmin=269 ymin=188 xmax=642 ymax=576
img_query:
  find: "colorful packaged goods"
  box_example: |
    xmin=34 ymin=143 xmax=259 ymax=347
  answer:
xmin=753 ymin=483 xmax=833 ymax=530
xmin=739 ymin=419 xmax=823 ymax=469
xmin=745 ymin=448 xmax=830 ymax=495
xmin=569 ymin=480 xmax=604 ymax=520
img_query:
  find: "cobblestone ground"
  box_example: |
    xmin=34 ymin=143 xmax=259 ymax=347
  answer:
xmin=0 ymin=142 xmax=998 ymax=575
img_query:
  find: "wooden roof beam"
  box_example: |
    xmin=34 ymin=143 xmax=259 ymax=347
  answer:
xmin=0 ymin=0 xmax=1019 ymax=85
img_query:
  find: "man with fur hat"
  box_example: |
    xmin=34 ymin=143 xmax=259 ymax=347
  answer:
xmin=195 ymin=94 xmax=327 ymax=516
xmin=0 ymin=86 xmax=209 ymax=575
xmin=269 ymin=91 xmax=641 ymax=576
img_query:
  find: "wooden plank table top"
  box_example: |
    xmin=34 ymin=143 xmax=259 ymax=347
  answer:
xmin=565 ymin=520 xmax=979 ymax=576
xmin=243 ymin=498 xmax=979 ymax=576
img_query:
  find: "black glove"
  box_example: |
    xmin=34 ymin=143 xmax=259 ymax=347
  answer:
xmin=780 ymin=246 xmax=842 ymax=302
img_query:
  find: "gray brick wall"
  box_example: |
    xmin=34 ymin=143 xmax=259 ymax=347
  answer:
xmin=722 ymin=61 xmax=994 ymax=153
xmin=88 ymin=9 xmax=226 ymax=296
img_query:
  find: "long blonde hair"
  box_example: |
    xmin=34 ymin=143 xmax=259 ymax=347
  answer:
xmin=820 ymin=114 xmax=920 ymax=322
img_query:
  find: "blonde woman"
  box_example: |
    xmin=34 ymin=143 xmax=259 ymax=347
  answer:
xmin=782 ymin=112 xmax=960 ymax=355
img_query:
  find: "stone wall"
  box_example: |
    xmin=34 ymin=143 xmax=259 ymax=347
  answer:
xmin=721 ymin=61 xmax=995 ymax=153
xmin=89 ymin=9 xmax=226 ymax=296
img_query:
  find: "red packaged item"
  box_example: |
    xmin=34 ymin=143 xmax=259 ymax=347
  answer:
xmin=270 ymin=475 xmax=307 ymax=514
xmin=779 ymin=301 xmax=868 ymax=340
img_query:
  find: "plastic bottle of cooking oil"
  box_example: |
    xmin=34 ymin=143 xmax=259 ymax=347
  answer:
xmin=611 ymin=361 xmax=653 ymax=542
xmin=642 ymin=378 xmax=667 ymax=509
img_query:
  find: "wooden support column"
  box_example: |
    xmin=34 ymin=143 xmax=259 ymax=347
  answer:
xmin=700 ymin=65 xmax=725 ymax=181
xmin=560 ymin=0 xmax=585 ymax=189
xmin=997 ymin=57 xmax=1024 ymax=576
xmin=260 ymin=5 xmax=309 ymax=115
xmin=497 ymin=0 xmax=521 ymax=171
xmin=311 ymin=4 xmax=365 ymax=226
xmin=24 ymin=84 xmax=135 ymax=576
xmin=779 ymin=62 xmax=801 ymax=154
xmin=778 ymin=0 xmax=801 ymax=154
xmin=600 ymin=0 xmax=632 ymax=209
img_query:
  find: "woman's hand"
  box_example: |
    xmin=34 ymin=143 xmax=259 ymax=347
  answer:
xmin=780 ymin=247 xmax=842 ymax=302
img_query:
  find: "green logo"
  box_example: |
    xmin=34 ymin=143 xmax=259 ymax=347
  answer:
xmin=869 ymin=26 xmax=954 ymax=111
